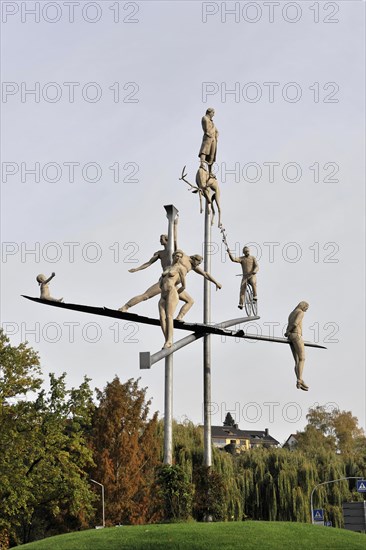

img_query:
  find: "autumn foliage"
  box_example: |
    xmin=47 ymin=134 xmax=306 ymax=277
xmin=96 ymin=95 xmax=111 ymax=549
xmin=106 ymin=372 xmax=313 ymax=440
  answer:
xmin=1 ymin=330 xmax=365 ymax=548
xmin=90 ymin=377 xmax=161 ymax=525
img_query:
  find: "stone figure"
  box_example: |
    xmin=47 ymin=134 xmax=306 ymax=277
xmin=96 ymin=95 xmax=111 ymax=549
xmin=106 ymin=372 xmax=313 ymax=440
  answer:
xmin=227 ymin=247 xmax=258 ymax=309
xmin=174 ymin=251 xmax=222 ymax=320
xmin=36 ymin=273 xmax=63 ymax=302
xmin=119 ymin=220 xmax=222 ymax=319
xmin=158 ymin=250 xmax=186 ymax=348
xmin=119 ymin=233 xmax=172 ymax=312
xmin=199 ymin=108 xmax=218 ymax=173
xmin=285 ymin=302 xmax=309 ymax=391
xmin=180 ymin=165 xmax=222 ymax=227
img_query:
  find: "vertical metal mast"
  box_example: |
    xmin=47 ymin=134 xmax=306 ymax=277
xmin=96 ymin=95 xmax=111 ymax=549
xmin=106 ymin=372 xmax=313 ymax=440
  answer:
xmin=203 ymin=201 xmax=212 ymax=467
xmin=163 ymin=205 xmax=178 ymax=465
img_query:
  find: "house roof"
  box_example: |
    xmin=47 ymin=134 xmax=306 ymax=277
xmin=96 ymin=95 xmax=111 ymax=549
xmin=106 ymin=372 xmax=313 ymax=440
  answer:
xmin=211 ymin=425 xmax=279 ymax=445
xmin=283 ymin=434 xmax=299 ymax=446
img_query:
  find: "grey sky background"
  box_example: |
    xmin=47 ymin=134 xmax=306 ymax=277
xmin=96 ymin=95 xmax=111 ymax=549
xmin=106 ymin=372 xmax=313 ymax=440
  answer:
xmin=1 ymin=0 xmax=365 ymax=444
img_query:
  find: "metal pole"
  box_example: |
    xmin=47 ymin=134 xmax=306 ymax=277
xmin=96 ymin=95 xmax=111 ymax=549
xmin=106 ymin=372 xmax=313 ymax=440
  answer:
xmin=101 ymin=483 xmax=105 ymax=528
xmin=310 ymin=476 xmax=361 ymax=524
xmin=163 ymin=205 xmax=178 ymax=465
xmin=203 ymin=201 xmax=212 ymax=467
xmin=90 ymin=479 xmax=105 ymax=528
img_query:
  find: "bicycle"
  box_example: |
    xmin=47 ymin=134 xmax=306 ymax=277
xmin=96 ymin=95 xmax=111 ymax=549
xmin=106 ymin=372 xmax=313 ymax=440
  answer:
xmin=236 ymin=275 xmax=258 ymax=317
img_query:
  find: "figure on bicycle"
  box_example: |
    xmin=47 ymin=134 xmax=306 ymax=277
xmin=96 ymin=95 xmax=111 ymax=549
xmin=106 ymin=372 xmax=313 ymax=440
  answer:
xmin=227 ymin=246 xmax=259 ymax=310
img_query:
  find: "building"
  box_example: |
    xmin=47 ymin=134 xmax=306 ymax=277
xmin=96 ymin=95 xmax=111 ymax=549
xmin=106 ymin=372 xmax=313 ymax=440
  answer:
xmin=283 ymin=434 xmax=299 ymax=450
xmin=211 ymin=423 xmax=280 ymax=453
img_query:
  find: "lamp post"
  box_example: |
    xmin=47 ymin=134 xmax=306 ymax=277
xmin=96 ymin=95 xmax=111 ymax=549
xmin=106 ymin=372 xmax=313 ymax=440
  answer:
xmin=90 ymin=479 xmax=105 ymax=528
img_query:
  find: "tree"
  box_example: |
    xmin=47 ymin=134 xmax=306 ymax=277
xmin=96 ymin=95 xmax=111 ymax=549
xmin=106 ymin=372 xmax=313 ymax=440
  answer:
xmin=0 ymin=330 xmax=96 ymax=547
xmin=297 ymin=405 xmax=366 ymax=456
xmin=332 ymin=410 xmax=366 ymax=455
xmin=223 ymin=412 xmax=236 ymax=427
xmin=154 ymin=465 xmax=193 ymax=521
xmin=296 ymin=425 xmax=336 ymax=454
xmin=0 ymin=330 xmax=42 ymax=547
xmin=90 ymin=377 xmax=160 ymax=525
xmin=193 ymin=466 xmax=226 ymax=521
xmin=0 ymin=329 xmax=42 ymax=401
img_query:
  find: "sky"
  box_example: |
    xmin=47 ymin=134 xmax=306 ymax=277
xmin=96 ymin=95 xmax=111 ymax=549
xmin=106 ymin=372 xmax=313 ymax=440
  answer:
xmin=1 ymin=0 xmax=365 ymax=445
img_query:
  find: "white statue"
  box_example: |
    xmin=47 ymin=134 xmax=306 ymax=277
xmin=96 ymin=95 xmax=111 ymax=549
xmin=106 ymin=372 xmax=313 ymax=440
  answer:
xmin=36 ymin=273 xmax=63 ymax=302
xmin=180 ymin=165 xmax=222 ymax=228
xmin=285 ymin=301 xmax=309 ymax=391
xmin=119 ymin=218 xmax=221 ymax=318
xmin=227 ymin=246 xmax=259 ymax=309
xmin=158 ymin=250 xmax=186 ymax=348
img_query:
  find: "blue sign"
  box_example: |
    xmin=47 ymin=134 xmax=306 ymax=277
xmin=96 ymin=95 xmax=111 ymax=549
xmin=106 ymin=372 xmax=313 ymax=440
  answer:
xmin=356 ymin=480 xmax=366 ymax=493
xmin=325 ymin=521 xmax=332 ymax=527
xmin=313 ymin=509 xmax=324 ymax=521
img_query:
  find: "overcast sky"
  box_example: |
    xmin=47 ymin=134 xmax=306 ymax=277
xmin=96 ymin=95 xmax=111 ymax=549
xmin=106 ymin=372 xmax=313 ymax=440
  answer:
xmin=1 ymin=0 xmax=365 ymax=444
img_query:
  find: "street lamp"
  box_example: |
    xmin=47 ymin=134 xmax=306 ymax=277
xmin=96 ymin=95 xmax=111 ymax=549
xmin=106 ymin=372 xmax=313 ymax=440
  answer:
xmin=90 ymin=479 xmax=105 ymax=528
xmin=310 ymin=476 xmax=362 ymax=524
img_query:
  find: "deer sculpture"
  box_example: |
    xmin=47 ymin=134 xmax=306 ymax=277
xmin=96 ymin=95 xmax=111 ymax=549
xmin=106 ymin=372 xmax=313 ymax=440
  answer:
xmin=179 ymin=165 xmax=222 ymax=228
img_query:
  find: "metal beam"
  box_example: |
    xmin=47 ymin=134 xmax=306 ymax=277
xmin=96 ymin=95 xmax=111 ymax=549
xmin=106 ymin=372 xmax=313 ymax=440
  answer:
xmin=140 ymin=317 xmax=256 ymax=369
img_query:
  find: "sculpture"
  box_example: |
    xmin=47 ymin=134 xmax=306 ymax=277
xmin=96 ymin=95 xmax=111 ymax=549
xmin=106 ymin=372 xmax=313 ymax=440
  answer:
xmin=158 ymin=250 xmax=186 ymax=348
xmin=199 ymin=108 xmax=218 ymax=173
xmin=174 ymin=252 xmax=222 ymax=320
xmin=119 ymin=233 xmax=172 ymax=312
xmin=119 ymin=220 xmax=222 ymax=319
xmin=180 ymin=165 xmax=222 ymax=228
xmin=227 ymin=246 xmax=259 ymax=309
xmin=285 ymin=301 xmax=309 ymax=391
xmin=36 ymin=273 xmax=63 ymax=302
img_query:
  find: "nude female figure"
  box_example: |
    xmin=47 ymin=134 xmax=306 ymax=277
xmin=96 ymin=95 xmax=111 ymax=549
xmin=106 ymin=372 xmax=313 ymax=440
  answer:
xmin=158 ymin=250 xmax=186 ymax=348
xmin=119 ymin=219 xmax=221 ymax=319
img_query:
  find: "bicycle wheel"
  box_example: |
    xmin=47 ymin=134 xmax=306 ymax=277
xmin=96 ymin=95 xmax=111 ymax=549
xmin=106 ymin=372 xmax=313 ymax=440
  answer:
xmin=244 ymin=285 xmax=253 ymax=316
xmin=251 ymin=296 xmax=258 ymax=316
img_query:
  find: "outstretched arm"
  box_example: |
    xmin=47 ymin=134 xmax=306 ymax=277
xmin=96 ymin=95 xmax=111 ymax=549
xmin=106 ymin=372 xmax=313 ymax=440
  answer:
xmin=193 ymin=266 xmax=222 ymax=290
xmin=44 ymin=272 xmax=56 ymax=284
xmin=128 ymin=252 xmax=159 ymax=273
xmin=227 ymin=250 xmax=241 ymax=263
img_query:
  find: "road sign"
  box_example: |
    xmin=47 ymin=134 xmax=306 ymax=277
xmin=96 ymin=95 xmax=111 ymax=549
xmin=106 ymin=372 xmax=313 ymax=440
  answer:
xmin=313 ymin=509 xmax=324 ymax=521
xmin=325 ymin=521 xmax=332 ymax=527
xmin=356 ymin=480 xmax=366 ymax=493
xmin=313 ymin=508 xmax=324 ymax=525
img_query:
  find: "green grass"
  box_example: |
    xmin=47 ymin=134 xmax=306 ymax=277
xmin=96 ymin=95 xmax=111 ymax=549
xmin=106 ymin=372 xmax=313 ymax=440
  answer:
xmin=19 ymin=521 xmax=365 ymax=549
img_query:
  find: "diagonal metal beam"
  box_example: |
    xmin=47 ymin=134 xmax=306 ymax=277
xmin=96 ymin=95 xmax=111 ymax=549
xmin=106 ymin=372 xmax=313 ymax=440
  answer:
xmin=21 ymin=297 xmax=255 ymax=334
xmin=22 ymin=297 xmax=326 ymax=363
xmin=140 ymin=320 xmax=326 ymax=369
xmin=140 ymin=316 xmax=259 ymax=369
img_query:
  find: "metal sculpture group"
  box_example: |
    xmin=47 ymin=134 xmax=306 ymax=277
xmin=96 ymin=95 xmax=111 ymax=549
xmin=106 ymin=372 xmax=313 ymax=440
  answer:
xmin=27 ymin=108 xmax=325 ymax=467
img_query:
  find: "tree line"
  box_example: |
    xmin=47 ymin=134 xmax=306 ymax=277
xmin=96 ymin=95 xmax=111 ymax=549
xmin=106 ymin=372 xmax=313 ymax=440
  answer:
xmin=0 ymin=330 xmax=365 ymax=548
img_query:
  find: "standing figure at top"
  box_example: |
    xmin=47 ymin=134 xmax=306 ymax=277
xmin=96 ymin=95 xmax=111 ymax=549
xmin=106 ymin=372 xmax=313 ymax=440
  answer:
xmin=199 ymin=108 xmax=218 ymax=174
xmin=227 ymin=246 xmax=259 ymax=310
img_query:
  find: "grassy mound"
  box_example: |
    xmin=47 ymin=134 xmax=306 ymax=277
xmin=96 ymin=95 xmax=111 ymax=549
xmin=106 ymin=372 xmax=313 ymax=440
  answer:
xmin=20 ymin=521 xmax=365 ymax=549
